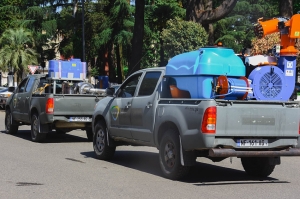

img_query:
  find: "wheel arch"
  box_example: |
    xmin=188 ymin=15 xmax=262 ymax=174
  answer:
xmin=94 ymin=114 xmax=107 ymax=130
xmin=157 ymin=121 xmax=180 ymax=147
xmin=30 ymin=107 xmax=39 ymax=120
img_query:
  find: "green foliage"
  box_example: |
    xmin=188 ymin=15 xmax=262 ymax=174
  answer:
xmin=142 ymin=0 xmax=185 ymax=68
xmin=90 ymin=67 xmax=99 ymax=77
xmin=161 ymin=18 xmax=208 ymax=59
xmin=213 ymin=0 xmax=279 ymax=53
xmin=0 ymin=28 xmax=38 ymax=79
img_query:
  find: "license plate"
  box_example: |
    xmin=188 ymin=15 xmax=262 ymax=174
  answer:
xmin=237 ymin=139 xmax=268 ymax=147
xmin=69 ymin=117 xmax=92 ymax=122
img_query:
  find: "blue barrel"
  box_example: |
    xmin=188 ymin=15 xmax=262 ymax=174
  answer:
xmin=98 ymin=76 xmax=109 ymax=89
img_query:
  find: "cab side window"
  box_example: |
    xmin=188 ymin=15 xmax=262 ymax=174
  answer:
xmin=117 ymin=73 xmax=142 ymax=98
xmin=25 ymin=78 xmax=35 ymax=92
xmin=17 ymin=78 xmax=28 ymax=93
xmin=138 ymin=72 xmax=161 ymax=96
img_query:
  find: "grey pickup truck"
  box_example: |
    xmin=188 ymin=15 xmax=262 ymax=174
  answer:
xmin=92 ymin=67 xmax=300 ymax=180
xmin=5 ymin=74 xmax=104 ymax=142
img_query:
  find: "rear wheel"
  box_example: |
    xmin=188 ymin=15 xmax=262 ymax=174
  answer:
xmin=159 ymin=129 xmax=190 ymax=180
xmin=31 ymin=113 xmax=46 ymax=142
xmin=241 ymin=157 xmax=276 ymax=177
xmin=93 ymin=121 xmax=115 ymax=160
xmin=5 ymin=109 xmax=18 ymax=134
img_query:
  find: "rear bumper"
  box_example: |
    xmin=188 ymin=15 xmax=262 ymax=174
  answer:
xmin=209 ymin=148 xmax=300 ymax=157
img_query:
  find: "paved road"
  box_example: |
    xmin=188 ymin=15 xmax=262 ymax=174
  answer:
xmin=0 ymin=110 xmax=300 ymax=199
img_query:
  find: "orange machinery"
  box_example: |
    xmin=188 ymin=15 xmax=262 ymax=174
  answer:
xmin=254 ymin=14 xmax=300 ymax=56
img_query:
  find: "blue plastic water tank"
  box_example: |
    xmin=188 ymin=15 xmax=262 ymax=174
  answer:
xmin=166 ymin=47 xmax=245 ymax=98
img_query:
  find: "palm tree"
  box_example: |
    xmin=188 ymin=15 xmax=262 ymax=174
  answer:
xmin=0 ymin=28 xmax=38 ymax=85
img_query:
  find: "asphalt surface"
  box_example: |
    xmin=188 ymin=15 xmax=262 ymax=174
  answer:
xmin=0 ymin=110 xmax=300 ymax=199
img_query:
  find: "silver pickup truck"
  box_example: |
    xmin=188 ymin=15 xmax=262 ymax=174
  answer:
xmin=92 ymin=67 xmax=300 ymax=180
xmin=5 ymin=74 xmax=103 ymax=142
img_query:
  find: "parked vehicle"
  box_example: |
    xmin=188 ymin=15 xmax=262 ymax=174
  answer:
xmin=4 ymin=74 xmax=106 ymax=142
xmin=0 ymin=86 xmax=15 ymax=109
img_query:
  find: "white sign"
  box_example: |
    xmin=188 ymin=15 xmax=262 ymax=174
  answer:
xmin=287 ymin=61 xmax=293 ymax=68
xmin=28 ymin=65 xmax=39 ymax=74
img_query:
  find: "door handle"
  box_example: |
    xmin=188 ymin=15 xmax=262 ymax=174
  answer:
xmin=125 ymin=103 xmax=131 ymax=109
xmin=146 ymin=103 xmax=153 ymax=108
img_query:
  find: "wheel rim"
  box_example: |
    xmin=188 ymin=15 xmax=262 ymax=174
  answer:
xmin=164 ymin=141 xmax=176 ymax=168
xmin=96 ymin=129 xmax=105 ymax=152
xmin=5 ymin=112 xmax=11 ymax=131
xmin=32 ymin=115 xmax=39 ymax=138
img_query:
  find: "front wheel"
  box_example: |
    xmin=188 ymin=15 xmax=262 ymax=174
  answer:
xmin=31 ymin=113 xmax=46 ymax=142
xmin=159 ymin=129 xmax=190 ymax=180
xmin=93 ymin=121 xmax=116 ymax=160
xmin=5 ymin=109 xmax=18 ymax=134
xmin=241 ymin=157 xmax=276 ymax=177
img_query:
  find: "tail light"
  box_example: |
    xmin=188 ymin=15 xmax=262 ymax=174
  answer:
xmin=201 ymin=106 xmax=216 ymax=134
xmin=46 ymin=98 xmax=54 ymax=114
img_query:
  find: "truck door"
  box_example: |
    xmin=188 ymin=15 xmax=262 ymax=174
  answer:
xmin=11 ymin=78 xmax=29 ymax=121
xmin=20 ymin=77 xmax=36 ymax=122
xmin=130 ymin=71 xmax=162 ymax=142
xmin=109 ymin=73 xmax=143 ymax=139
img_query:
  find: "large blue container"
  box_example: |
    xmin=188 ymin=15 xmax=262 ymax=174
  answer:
xmin=166 ymin=47 xmax=245 ymax=98
xmin=69 ymin=58 xmax=86 ymax=78
xmin=49 ymin=60 xmax=69 ymax=78
xmin=48 ymin=59 xmax=86 ymax=79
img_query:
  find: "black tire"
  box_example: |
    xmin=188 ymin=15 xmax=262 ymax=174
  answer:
xmin=93 ymin=121 xmax=116 ymax=160
xmin=241 ymin=157 xmax=276 ymax=177
xmin=86 ymin=128 xmax=93 ymax=142
xmin=5 ymin=109 xmax=18 ymax=134
xmin=159 ymin=129 xmax=190 ymax=180
xmin=31 ymin=113 xmax=46 ymax=142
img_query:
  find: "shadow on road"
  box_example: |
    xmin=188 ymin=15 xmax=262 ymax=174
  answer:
xmin=81 ymin=150 xmax=288 ymax=185
xmin=1 ymin=130 xmax=89 ymax=143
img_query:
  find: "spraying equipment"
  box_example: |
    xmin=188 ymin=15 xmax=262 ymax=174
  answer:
xmin=165 ymin=14 xmax=300 ymax=101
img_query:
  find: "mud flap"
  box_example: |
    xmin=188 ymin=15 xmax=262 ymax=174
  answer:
xmin=40 ymin=123 xmax=50 ymax=134
xmin=179 ymin=135 xmax=196 ymax=166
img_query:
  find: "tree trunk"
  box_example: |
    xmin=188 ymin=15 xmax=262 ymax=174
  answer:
xmin=116 ymin=44 xmax=123 ymax=84
xmin=279 ymin=0 xmax=293 ymax=18
xmin=186 ymin=0 xmax=238 ymax=24
xmin=129 ymin=0 xmax=145 ymax=75
xmin=108 ymin=44 xmax=116 ymax=83
xmin=186 ymin=0 xmax=237 ymax=45
xmin=73 ymin=0 xmax=78 ymax=18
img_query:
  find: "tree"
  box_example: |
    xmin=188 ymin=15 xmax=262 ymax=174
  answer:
xmin=94 ymin=0 xmax=134 ymax=83
xmin=213 ymin=0 xmax=279 ymax=53
xmin=161 ymin=18 xmax=208 ymax=59
xmin=186 ymin=0 xmax=238 ymax=45
xmin=145 ymin=0 xmax=185 ymax=66
xmin=0 ymin=28 xmax=38 ymax=85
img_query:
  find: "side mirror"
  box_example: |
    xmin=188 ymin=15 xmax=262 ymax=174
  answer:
xmin=105 ymin=87 xmax=115 ymax=97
